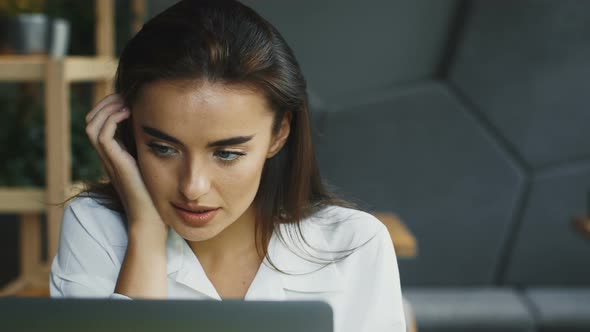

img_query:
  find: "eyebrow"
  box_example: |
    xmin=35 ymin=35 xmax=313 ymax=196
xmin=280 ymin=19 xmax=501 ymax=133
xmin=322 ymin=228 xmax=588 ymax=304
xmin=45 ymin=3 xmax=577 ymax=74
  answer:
xmin=142 ymin=126 xmax=182 ymax=144
xmin=142 ymin=126 xmax=254 ymax=147
xmin=206 ymin=135 xmax=254 ymax=148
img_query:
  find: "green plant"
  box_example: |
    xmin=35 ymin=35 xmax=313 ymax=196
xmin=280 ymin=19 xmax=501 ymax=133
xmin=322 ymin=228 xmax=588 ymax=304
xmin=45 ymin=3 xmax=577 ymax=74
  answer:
xmin=0 ymin=0 xmax=72 ymax=19
xmin=0 ymin=83 xmax=104 ymax=186
xmin=0 ymin=84 xmax=45 ymax=186
xmin=0 ymin=0 xmax=46 ymax=16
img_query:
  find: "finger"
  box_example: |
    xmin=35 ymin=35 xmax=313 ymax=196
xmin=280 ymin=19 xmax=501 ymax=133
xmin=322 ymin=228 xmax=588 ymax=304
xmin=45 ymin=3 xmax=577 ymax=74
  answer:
xmin=85 ymin=94 xmax=124 ymax=123
xmin=86 ymin=100 xmax=124 ymax=126
xmin=86 ymin=94 xmax=122 ymax=123
xmin=86 ymin=106 xmax=129 ymax=182
xmin=86 ymin=102 xmax=127 ymax=147
xmin=93 ymin=110 xmax=132 ymax=186
xmin=97 ymin=109 xmax=134 ymax=171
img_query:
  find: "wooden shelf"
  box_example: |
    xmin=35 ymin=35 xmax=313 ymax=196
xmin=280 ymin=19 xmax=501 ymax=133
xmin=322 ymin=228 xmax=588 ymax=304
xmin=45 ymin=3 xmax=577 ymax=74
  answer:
xmin=0 ymin=188 xmax=45 ymax=213
xmin=0 ymin=0 xmax=138 ymax=297
xmin=0 ymin=183 xmax=86 ymax=214
xmin=0 ymin=55 xmax=116 ymax=82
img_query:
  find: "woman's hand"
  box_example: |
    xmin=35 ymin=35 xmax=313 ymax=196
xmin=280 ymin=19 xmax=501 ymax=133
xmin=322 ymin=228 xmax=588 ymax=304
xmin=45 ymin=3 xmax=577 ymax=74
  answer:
xmin=86 ymin=94 xmax=169 ymax=298
xmin=85 ymin=94 xmax=166 ymax=233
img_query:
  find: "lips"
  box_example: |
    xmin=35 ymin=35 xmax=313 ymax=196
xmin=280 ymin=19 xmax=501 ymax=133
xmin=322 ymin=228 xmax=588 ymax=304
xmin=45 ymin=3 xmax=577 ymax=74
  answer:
xmin=172 ymin=203 xmax=220 ymax=227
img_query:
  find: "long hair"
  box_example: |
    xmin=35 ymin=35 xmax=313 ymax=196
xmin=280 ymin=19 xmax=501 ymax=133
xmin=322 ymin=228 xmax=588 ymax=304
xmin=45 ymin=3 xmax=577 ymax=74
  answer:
xmin=79 ymin=0 xmax=352 ymax=266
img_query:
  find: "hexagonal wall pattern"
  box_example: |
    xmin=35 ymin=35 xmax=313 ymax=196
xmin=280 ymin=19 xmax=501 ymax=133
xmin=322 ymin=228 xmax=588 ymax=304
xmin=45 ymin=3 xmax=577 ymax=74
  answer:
xmin=316 ymin=82 xmax=524 ymax=285
xmin=241 ymin=0 xmax=458 ymax=106
xmin=503 ymin=163 xmax=590 ymax=285
xmin=449 ymin=0 xmax=590 ymax=168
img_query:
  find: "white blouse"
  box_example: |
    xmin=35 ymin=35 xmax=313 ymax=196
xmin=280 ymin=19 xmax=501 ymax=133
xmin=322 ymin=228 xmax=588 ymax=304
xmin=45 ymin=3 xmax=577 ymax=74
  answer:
xmin=50 ymin=196 xmax=406 ymax=332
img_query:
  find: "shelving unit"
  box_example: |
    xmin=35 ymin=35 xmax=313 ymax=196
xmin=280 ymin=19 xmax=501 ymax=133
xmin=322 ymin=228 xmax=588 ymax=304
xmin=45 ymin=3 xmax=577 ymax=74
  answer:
xmin=0 ymin=0 xmax=116 ymax=296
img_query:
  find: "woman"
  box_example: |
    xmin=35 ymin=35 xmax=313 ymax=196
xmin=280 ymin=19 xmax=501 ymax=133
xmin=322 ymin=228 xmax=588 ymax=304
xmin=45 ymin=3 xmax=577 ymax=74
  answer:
xmin=50 ymin=1 xmax=406 ymax=331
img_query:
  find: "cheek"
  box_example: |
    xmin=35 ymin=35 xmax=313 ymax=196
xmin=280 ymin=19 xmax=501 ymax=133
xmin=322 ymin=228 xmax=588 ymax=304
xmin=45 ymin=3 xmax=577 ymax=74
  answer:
xmin=218 ymin=154 xmax=267 ymax=200
xmin=136 ymin=151 xmax=175 ymax=195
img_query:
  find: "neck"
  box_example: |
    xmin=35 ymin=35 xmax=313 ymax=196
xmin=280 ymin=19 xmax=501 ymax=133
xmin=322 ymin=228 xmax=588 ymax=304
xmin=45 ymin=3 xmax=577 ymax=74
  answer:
xmin=187 ymin=205 xmax=260 ymax=267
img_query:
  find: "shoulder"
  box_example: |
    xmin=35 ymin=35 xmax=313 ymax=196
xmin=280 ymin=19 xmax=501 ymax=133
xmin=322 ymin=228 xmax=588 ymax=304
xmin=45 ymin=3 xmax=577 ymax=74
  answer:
xmin=305 ymin=205 xmax=388 ymax=251
xmin=62 ymin=195 xmax=128 ymax=246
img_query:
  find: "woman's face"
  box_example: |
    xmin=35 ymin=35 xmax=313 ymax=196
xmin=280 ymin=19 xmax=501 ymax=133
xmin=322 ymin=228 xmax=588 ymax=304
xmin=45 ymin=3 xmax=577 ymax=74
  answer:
xmin=131 ymin=80 xmax=288 ymax=242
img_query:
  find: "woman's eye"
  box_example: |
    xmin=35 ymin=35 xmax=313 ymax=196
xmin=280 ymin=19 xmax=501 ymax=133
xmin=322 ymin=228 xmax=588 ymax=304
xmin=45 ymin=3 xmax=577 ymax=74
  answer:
xmin=214 ymin=150 xmax=245 ymax=162
xmin=148 ymin=143 xmax=176 ymax=156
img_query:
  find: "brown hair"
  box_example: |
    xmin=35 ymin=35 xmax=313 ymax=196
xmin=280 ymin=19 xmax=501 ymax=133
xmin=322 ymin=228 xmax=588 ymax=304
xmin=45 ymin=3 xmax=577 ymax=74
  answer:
xmin=79 ymin=0 xmax=352 ymax=265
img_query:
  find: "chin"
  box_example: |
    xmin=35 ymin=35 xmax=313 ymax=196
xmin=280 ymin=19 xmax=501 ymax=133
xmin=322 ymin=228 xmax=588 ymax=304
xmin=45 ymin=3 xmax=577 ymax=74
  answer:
xmin=171 ymin=223 xmax=223 ymax=242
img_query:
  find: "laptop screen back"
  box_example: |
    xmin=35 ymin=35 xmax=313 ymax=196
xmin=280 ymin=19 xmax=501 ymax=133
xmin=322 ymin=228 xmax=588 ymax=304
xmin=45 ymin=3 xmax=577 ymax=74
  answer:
xmin=0 ymin=298 xmax=333 ymax=332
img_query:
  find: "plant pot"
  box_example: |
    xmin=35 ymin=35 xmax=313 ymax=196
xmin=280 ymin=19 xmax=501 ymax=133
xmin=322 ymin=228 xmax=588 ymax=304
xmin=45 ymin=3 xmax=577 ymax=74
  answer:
xmin=0 ymin=13 xmax=70 ymax=57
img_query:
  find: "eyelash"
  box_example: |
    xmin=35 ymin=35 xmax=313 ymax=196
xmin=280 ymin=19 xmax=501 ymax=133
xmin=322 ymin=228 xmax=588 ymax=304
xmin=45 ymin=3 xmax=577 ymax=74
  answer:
xmin=147 ymin=143 xmax=177 ymax=157
xmin=146 ymin=143 xmax=246 ymax=164
xmin=214 ymin=150 xmax=246 ymax=164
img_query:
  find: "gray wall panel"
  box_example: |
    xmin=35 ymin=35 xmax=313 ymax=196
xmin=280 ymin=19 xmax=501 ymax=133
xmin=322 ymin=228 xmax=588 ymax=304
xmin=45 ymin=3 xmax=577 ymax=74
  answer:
xmin=243 ymin=0 xmax=457 ymax=105
xmin=503 ymin=165 xmax=590 ymax=285
xmin=450 ymin=0 xmax=590 ymax=167
xmin=317 ymin=83 xmax=523 ymax=285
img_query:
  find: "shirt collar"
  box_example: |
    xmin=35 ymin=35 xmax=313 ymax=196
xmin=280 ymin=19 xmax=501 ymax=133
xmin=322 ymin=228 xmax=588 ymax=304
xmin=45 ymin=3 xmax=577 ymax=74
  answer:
xmin=269 ymin=221 xmax=345 ymax=293
xmin=166 ymin=229 xmax=221 ymax=300
xmin=164 ymin=216 xmax=345 ymax=300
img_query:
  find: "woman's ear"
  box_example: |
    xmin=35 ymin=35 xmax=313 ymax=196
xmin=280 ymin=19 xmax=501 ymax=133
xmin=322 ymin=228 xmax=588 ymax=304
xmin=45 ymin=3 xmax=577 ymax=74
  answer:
xmin=267 ymin=112 xmax=291 ymax=158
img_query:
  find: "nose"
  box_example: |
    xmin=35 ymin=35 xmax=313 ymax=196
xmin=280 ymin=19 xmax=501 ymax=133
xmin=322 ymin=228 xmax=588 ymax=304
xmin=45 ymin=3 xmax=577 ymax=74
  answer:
xmin=178 ymin=160 xmax=211 ymax=201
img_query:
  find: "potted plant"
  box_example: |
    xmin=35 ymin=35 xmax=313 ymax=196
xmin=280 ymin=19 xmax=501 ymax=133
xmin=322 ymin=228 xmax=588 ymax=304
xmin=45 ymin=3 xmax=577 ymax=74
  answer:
xmin=0 ymin=0 xmax=70 ymax=56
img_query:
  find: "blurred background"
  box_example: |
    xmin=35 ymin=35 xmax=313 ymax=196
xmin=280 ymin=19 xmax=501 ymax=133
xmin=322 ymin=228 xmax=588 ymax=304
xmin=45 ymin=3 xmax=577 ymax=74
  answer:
xmin=1 ymin=1 xmax=589 ymax=331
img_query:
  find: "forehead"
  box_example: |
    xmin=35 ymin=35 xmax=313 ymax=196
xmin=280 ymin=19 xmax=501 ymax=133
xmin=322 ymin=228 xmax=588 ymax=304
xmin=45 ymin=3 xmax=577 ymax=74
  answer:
xmin=132 ymin=80 xmax=274 ymax=142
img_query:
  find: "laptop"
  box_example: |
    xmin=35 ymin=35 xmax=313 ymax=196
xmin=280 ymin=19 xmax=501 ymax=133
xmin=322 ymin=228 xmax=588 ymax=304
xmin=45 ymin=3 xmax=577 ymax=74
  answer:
xmin=0 ymin=298 xmax=333 ymax=332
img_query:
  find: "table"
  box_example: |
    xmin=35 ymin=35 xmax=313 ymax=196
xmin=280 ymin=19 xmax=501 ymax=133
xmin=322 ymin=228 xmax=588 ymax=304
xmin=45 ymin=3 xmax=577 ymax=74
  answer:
xmin=573 ymin=217 xmax=590 ymax=239
xmin=372 ymin=212 xmax=418 ymax=258
xmin=372 ymin=212 xmax=418 ymax=332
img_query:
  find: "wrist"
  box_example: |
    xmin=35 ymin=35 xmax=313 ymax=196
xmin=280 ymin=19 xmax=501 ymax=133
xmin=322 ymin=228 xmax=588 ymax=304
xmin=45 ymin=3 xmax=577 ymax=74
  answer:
xmin=128 ymin=221 xmax=168 ymax=246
